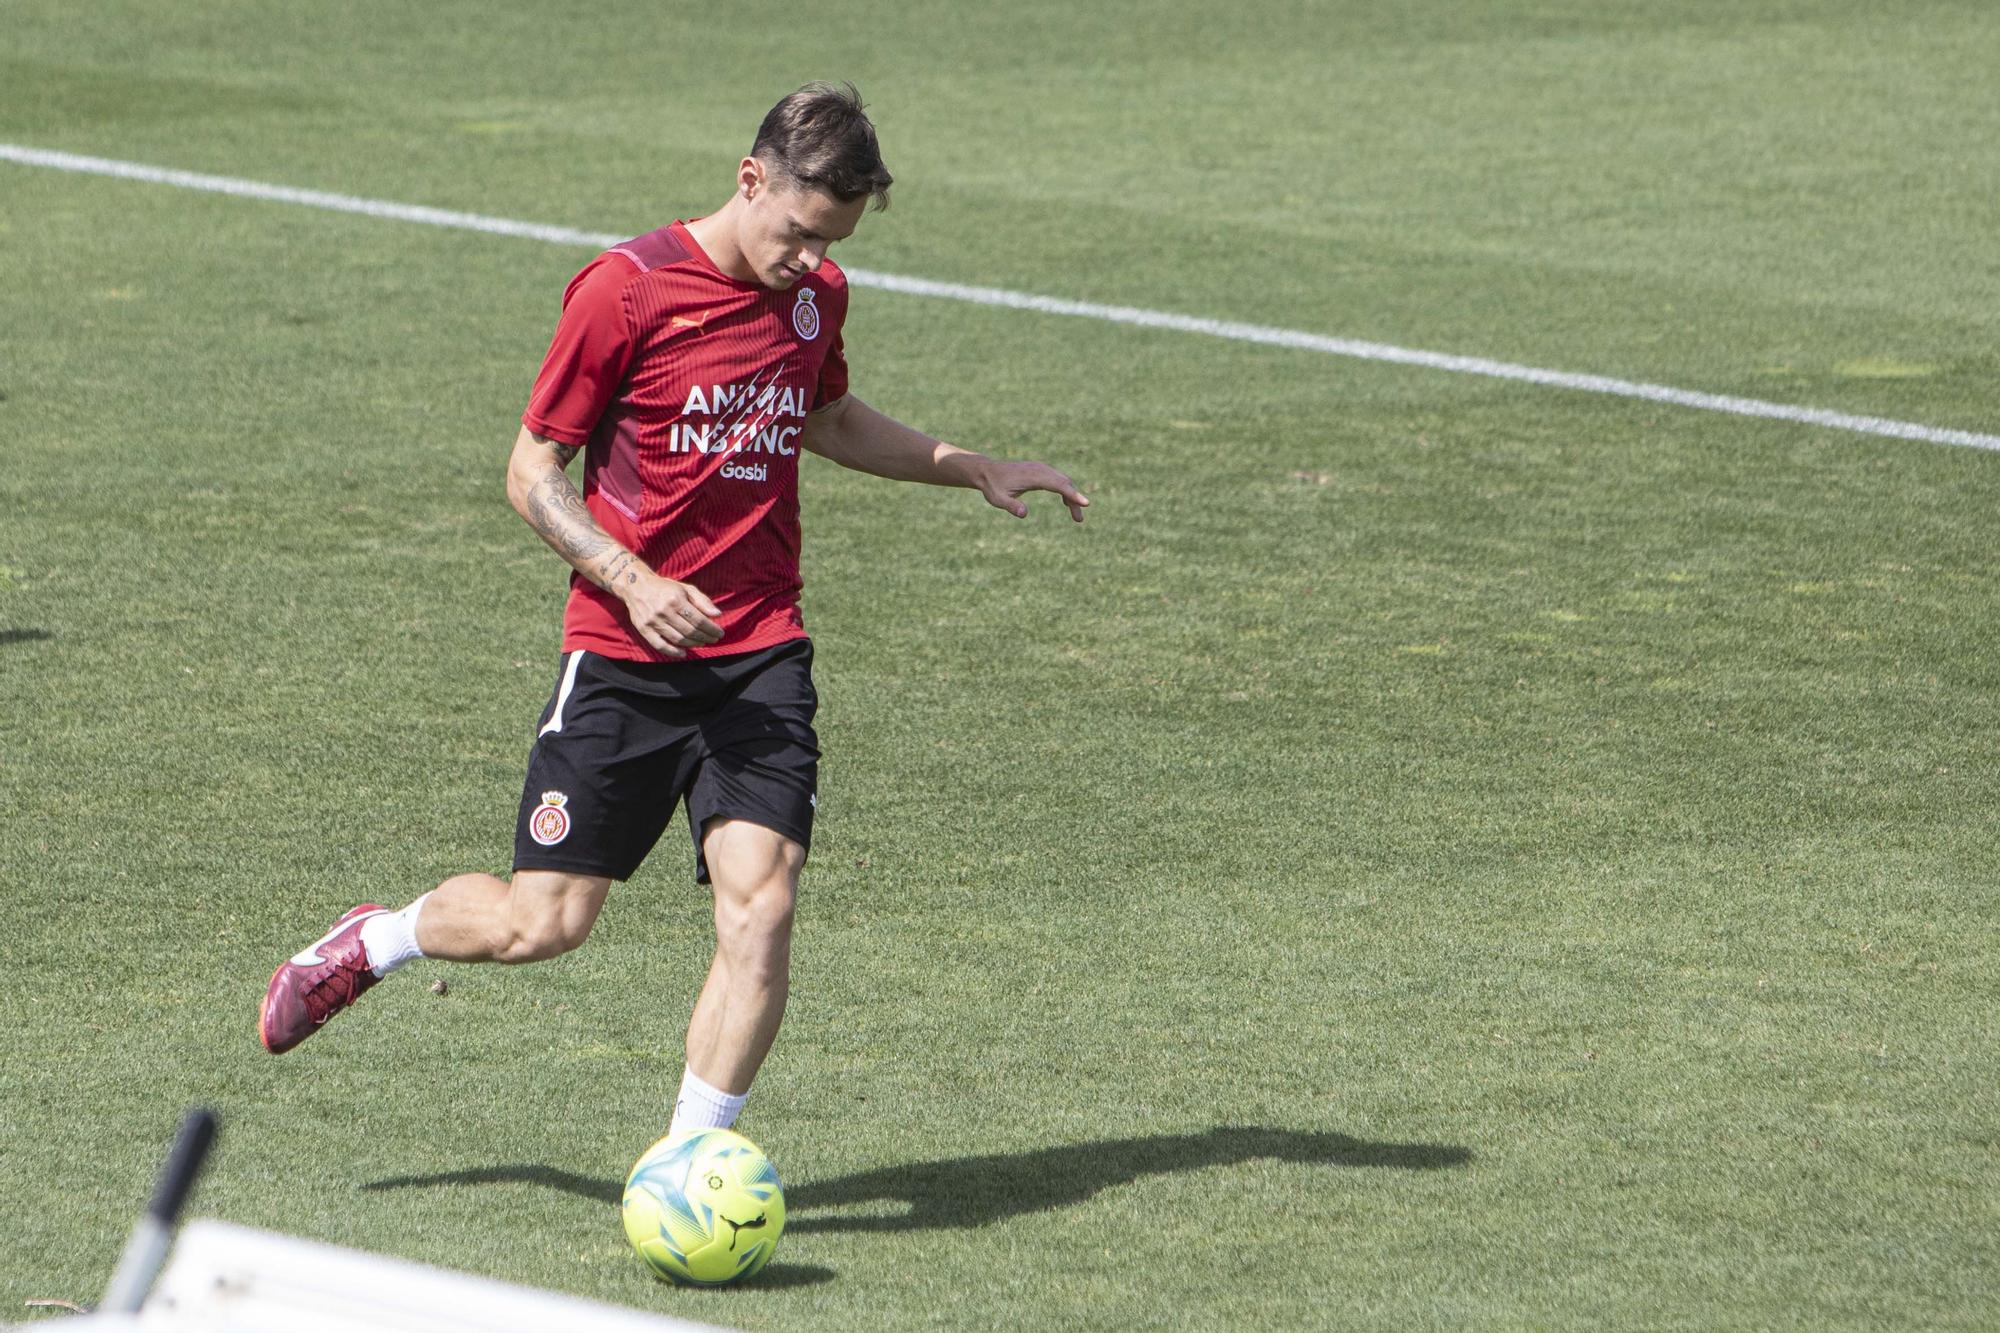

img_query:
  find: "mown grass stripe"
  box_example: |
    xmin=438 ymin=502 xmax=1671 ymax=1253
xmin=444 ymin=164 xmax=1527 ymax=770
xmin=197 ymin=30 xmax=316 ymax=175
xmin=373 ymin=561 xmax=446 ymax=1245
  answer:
xmin=5 ymin=140 xmax=1995 ymax=454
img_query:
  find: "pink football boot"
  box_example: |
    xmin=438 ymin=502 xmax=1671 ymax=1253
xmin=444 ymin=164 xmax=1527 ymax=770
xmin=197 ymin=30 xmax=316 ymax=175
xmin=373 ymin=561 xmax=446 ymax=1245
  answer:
xmin=259 ymin=904 xmax=388 ymax=1054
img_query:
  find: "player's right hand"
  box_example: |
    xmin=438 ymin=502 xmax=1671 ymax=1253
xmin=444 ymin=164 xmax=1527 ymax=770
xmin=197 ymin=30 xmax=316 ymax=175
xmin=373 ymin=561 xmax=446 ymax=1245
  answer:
xmin=618 ymin=569 xmax=724 ymax=658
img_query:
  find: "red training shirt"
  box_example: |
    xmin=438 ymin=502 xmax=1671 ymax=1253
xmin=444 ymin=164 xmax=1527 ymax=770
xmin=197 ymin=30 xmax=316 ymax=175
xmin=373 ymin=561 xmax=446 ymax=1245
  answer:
xmin=521 ymin=220 xmax=850 ymax=661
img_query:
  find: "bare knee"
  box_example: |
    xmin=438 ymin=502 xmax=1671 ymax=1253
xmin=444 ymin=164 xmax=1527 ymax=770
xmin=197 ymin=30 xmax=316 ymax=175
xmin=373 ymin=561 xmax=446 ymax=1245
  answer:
xmin=493 ymin=871 xmax=608 ymax=963
xmin=493 ymin=923 xmax=585 ymax=964
xmin=716 ymin=879 xmax=796 ymax=961
xmin=703 ymin=821 xmax=802 ymax=972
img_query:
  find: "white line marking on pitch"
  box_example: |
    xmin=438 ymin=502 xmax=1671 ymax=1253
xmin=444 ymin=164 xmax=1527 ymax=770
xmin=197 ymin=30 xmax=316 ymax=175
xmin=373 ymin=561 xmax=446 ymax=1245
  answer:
xmin=4 ymin=141 xmax=1994 ymax=454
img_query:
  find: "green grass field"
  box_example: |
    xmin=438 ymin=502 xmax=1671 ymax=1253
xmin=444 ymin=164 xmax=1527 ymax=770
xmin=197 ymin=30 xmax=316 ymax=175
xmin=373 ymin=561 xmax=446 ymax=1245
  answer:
xmin=3 ymin=2 xmax=1997 ymax=1327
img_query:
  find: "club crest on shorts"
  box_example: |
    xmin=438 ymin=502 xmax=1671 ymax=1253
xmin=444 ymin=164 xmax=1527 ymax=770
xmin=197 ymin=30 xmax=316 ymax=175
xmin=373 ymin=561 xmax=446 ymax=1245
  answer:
xmin=791 ymin=286 xmax=820 ymax=341
xmin=529 ymin=790 xmax=572 ymax=846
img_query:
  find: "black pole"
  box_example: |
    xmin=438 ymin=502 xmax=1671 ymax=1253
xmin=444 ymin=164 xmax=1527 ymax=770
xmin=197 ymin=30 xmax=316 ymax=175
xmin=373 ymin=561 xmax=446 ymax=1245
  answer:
xmin=100 ymin=1107 xmax=219 ymax=1313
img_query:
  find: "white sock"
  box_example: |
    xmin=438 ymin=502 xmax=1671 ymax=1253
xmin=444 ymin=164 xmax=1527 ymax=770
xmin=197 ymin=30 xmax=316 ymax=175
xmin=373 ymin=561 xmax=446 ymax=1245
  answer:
xmin=359 ymin=894 xmax=430 ymax=978
xmin=669 ymin=1067 xmax=748 ymax=1137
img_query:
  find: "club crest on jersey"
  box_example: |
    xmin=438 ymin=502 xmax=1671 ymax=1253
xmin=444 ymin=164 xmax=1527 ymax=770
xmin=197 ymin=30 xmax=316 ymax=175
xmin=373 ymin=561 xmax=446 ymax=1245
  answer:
xmin=529 ymin=790 xmax=571 ymax=846
xmin=791 ymin=286 xmax=820 ymax=341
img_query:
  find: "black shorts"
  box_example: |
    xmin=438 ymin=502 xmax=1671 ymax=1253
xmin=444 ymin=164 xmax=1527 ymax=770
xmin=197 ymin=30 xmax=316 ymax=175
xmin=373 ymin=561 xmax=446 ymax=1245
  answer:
xmin=512 ymin=638 xmax=819 ymax=884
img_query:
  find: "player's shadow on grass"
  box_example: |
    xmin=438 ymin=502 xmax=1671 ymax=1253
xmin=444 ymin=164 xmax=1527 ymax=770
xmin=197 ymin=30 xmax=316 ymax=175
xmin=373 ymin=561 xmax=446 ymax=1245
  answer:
xmin=786 ymin=1126 xmax=1471 ymax=1233
xmin=363 ymin=1127 xmax=1469 ymax=1237
xmin=0 ymin=629 xmax=52 ymax=646
xmin=364 ymin=1164 xmax=621 ymax=1203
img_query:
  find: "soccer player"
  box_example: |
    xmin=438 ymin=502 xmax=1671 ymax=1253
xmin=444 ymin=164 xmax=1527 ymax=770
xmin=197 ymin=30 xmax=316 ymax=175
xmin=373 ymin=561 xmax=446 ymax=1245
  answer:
xmin=259 ymin=83 xmax=1087 ymax=1136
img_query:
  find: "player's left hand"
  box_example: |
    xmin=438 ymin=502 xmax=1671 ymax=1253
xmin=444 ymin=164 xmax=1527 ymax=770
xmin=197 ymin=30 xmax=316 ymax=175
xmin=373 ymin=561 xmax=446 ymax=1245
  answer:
xmin=976 ymin=459 xmax=1090 ymax=522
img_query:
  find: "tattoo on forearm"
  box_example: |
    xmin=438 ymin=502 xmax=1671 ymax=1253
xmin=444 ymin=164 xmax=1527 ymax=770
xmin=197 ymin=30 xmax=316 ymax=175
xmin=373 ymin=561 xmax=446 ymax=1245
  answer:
xmin=523 ymin=463 xmax=625 ymax=585
xmin=551 ymin=442 xmax=579 ymax=468
xmin=601 ymin=551 xmax=639 ymax=589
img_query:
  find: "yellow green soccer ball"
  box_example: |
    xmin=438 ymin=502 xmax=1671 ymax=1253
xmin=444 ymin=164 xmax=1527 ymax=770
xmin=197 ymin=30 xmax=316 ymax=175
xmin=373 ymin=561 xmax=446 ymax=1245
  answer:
xmin=621 ymin=1128 xmax=786 ymax=1286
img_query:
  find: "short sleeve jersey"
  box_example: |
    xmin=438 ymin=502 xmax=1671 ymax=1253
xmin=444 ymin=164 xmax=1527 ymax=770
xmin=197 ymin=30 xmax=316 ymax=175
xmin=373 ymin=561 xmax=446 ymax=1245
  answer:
xmin=522 ymin=220 xmax=850 ymax=661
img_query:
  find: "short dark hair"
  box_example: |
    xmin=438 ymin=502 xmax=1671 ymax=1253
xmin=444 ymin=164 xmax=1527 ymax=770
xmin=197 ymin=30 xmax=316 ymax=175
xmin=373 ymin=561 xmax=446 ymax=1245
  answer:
xmin=752 ymin=82 xmax=893 ymax=210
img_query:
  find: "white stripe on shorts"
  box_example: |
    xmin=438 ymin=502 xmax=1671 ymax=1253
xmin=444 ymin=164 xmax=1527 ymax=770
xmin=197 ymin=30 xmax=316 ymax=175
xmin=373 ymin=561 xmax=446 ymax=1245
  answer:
xmin=537 ymin=651 xmax=586 ymax=738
